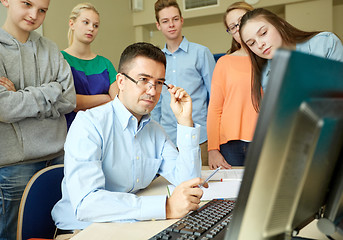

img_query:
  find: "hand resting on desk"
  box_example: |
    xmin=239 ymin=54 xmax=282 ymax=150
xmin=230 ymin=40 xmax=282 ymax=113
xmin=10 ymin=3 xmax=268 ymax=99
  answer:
xmin=166 ymin=178 xmax=208 ymax=219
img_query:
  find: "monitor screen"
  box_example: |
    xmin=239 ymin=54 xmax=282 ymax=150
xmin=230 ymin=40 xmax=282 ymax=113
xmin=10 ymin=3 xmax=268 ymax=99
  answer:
xmin=224 ymin=49 xmax=343 ymax=239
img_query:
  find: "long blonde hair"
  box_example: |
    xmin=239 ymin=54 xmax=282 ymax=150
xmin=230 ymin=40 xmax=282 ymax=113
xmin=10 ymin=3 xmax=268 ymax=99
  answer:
xmin=68 ymin=2 xmax=99 ymax=46
xmin=224 ymin=1 xmax=254 ymax=54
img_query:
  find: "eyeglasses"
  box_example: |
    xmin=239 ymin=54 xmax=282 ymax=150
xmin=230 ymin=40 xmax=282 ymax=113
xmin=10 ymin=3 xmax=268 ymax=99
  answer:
xmin=226 ymin=17 xmax=242 ymax=34
xmin=121 ymin=73 xmax=169 ymax=93
xmin=226 ymin=23 xmax=240 ymax=34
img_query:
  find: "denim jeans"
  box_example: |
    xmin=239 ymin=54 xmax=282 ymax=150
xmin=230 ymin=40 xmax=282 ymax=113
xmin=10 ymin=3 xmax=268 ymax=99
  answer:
xmin=0 ymin=156 xmax=63 ymax=240
xmin=220 ymin=140 xmax=249 ymax=166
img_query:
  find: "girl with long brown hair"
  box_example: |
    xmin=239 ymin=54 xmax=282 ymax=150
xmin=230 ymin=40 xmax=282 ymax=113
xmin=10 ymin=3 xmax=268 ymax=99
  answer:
xmin=239 ymin=8 xmax=343 ymax=112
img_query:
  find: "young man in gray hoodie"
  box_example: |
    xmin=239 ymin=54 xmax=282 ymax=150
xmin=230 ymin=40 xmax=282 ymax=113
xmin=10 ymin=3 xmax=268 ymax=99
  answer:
xmin=0 ymin=0 xmax=76 ymax=239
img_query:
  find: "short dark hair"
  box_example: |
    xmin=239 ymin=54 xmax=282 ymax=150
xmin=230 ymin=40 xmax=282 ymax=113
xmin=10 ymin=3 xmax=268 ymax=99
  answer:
xmin=154 ymin=0 xmax=182 ymax=23
xmin=118 ymin=42 xmax=166 ymax=74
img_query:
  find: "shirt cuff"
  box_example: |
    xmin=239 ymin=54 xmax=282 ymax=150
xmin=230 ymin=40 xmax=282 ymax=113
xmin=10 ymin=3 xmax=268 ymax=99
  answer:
xmin=140 ymin=195 xmax=167 ymax=220
xmin=176 ymin=123 xmax=201 ymax=148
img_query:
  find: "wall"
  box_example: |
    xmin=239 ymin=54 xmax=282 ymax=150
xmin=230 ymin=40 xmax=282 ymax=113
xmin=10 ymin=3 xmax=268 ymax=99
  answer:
xmin=285 ymin=0 xmax=332 ymax=32
xmin=150 ymin=14 xmax=231 ymax=54
xmin=43 ymin=0 xmax=135 ymax=69
xmin=0 ymin=5 xmax=6 ymax=26
xmin=1 ymin=0 xmax=343 ymax=66
xmin=134 ymin=0 xmax=343 ymax=55
xmin=333 ymin=2 xmax=343 ymax=40
xmin=0 ymin=1 xmax=135 ymax=68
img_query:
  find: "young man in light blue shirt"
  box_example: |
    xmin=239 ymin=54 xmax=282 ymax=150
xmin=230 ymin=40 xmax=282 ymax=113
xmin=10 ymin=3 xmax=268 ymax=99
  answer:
xmin=152 ymin=0 xmax=216 ymax=166
xmin=52 ymin=42 xmax=205 ymax=239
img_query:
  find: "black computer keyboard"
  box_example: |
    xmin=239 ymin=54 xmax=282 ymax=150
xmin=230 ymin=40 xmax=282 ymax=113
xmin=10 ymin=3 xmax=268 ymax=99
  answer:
xmin=149 ymin=199 xmax=236 ymax=240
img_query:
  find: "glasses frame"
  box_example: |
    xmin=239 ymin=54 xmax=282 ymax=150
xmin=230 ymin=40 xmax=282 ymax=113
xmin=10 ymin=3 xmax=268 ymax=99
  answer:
xmin=121 ymin=72 xmax=170 ymax=92
xmin=226 ymin=22 xmax=240 ymax=34
xmin=227 ymin=16 xmax=242 ymax=35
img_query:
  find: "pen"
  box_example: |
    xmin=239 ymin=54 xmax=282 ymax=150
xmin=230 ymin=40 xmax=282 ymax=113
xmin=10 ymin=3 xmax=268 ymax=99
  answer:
xmin=221 ymin=179 xmax=242 ymax=182
xmin=198 ymin=166 xmax=221 ymax=188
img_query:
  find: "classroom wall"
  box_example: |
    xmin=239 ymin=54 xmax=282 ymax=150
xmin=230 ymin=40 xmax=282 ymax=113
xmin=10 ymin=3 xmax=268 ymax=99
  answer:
xmin=285 ymin=0 xmax=333 ymax=33
xmin=0 ymin=5 xmax=6 ymax=28
xmin=333 ymin=2 xmax=343 ymax=40
xmin=133 ymin=0 xmax=343 ymax=54
xmin=43 ymin=0 xmax=135 ymax=69
xmin=1 ymin=0 xmax=343 ymax=69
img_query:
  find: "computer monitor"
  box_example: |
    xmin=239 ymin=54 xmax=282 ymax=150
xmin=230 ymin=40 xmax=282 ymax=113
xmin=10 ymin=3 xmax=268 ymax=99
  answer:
xmin=225 ymin=49 xmax=343 ymax=239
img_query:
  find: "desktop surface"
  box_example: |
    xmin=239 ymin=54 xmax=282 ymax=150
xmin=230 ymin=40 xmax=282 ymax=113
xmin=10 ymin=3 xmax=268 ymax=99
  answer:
xmin=70 ymin=167 xmax=332 ymax=240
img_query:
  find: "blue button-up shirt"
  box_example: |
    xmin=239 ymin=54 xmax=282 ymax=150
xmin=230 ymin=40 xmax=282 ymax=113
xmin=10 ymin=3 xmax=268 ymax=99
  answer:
xmin=262 ymin=32 xmax=343 ymax=91
xmin=151 ymin=37 xmax=216 ymax=145
xmin=52 ymin=97 xmax=201 ymax=230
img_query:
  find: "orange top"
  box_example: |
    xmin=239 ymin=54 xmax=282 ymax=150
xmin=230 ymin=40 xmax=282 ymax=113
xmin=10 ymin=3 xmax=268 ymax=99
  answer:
xmin=207 ymin=55 xmax=259 ymax=151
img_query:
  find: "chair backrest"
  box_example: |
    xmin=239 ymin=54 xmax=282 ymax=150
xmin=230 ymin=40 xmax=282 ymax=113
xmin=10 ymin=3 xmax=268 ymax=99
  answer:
xmin=213 ymin=53 xmax=226 ymax=62
xmin=17 ymin=164 xmax=64 ymax=240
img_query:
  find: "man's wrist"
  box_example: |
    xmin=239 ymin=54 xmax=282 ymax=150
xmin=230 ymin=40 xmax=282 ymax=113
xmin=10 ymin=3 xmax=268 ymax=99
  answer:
xmin=177 ymin=119 xmax=193 ymax=127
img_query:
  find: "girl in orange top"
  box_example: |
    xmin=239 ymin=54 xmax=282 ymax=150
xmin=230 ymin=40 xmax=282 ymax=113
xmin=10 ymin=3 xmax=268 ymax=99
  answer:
xmin=207 ymin=2 xmax=259 ymax=169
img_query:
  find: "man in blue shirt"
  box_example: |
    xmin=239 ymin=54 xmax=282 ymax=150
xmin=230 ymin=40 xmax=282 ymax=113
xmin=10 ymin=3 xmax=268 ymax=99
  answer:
xmin=152 ymin=0 xmax=216 ymax=166
xmin=52 ymin=42 xmax=204 ymax=239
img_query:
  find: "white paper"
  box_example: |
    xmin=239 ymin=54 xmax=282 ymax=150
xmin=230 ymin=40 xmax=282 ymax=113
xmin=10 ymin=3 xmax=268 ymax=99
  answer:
xmin=201 ymin=169 xmax=244 ymax=181
xmin=167 ymin=180 xmax=241 ymax=201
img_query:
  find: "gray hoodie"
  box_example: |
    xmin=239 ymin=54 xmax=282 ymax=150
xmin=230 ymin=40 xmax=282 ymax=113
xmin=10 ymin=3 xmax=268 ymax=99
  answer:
xmin=0 ymin=28 xmax=76 ymax=167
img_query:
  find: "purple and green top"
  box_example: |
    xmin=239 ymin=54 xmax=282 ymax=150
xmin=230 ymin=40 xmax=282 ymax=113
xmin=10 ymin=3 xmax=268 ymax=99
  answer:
xmin=62 ymin=51 xmax=117 ymax=129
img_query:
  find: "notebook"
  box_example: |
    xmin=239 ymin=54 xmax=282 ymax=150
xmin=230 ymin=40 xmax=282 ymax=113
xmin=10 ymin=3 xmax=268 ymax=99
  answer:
xmin=167 ymin=168 xmax=244 ymax=201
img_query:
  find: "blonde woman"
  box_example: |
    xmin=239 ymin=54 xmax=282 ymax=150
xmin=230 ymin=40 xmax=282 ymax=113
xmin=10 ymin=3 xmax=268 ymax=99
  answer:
xmin=207 ymin=2 xmax=258 ymax=169
xmin=63 ymin=3 xmax=118 ymax=129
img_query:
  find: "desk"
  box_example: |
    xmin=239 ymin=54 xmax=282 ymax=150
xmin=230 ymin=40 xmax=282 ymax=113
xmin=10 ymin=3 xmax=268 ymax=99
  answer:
xmin=70 ymin=170 xmax=340 ymax=240
xmin=71 ymin=175 xmax=177 ymax=240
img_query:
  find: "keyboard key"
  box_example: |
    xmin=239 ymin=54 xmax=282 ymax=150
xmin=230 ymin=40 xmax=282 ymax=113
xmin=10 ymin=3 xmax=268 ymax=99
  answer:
xmin=180 ymin=228 xmax=195 ymax=234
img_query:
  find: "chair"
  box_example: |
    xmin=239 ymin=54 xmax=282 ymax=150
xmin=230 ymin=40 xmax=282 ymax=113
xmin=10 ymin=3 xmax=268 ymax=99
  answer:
xmin=17 ymin=164 xmax=64 ymax=240
xmin=213 ymin=53 xmax=226 ymax=62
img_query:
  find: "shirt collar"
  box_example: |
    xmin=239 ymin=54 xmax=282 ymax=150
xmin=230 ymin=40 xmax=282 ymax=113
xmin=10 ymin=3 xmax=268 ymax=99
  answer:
xmin=112 ymin=97 xmax=151 ymax=132
xmin=162 ymin=36 xmax=189 ymax=55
